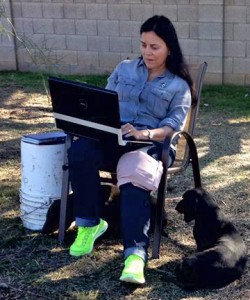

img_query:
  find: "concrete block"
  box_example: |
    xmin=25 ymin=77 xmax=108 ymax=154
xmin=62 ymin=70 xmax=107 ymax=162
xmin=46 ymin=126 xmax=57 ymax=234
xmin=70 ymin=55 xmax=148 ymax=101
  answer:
xmin=224 ymin=57 xmax=233 ymax=73
xmin=87 ymin=36 xmax=109 ymax=51
xmin=97 ymin=20 xmax=119 ymax=36
xmin=131 ymin=37 xmax=140 ymax=54
xmin=190 ymin=23 xmax=199 ymax=39
xmin=26 ymin=34 xmax=46 ymax=48
xmin=63 ymin=4 xmax=85 ymax=19
xmin=17 ymin=48 xmax=34 ymax=64
xmin=196 ymin=56 xmax=223 ymax=73
xmin=99 ymin=52 xmax=121 ymax=72
xmin=224 ymin=0 xmax=234 ymax=5
xmin=110 ymin=37 xmax=132 ymax=52
xmin=51 ymin=63 xmax=71 ymax=75
xmin=108 ymin=4 xmax=130 ymax=20
xmin=174 ymin=0 xmax=189 ymax=3
xmin=174 ymin=23 xmax=190 ymax=39
xmin=121 ymin=53 xmax=139 ymax=61
xmin=225 ymin=6 xmax=247 ymax=23
xmin=0 ymin=35 xmax=14 ymax=47
xmin=12 ymin=2 xmax=22 ymax=18
xmin=142 ymin=0 xmax=165 ymax=4
xmin=0 ymin=46 xmax=15 ymax=61
xmin=234 ymin=24 xmax=250 ymax=41
xmin=247 ymin=7 xmax=250 ymax=24
xmin=0 ymin=60 xmax=16 ymax=71
xmin=190 ymin=0 xmax=199 ymax=4
xmin=180 ymin=39 xmax=199 ymax=56
xmin=199 ymin=5 xmax=223 ymax=22
xmin=66 ymin=35 xmax=87 ymax=51
xmin=199 ymin=40 xmax=223 ymax=57
xmin=45 ymin=34 xmax=66 ymax=50
xmin=247 ymin=42 xmax=250 ymax=57
xmin=21 ymin=19 xmax=34 ymax=34
xmin=56 ymin=50 xmax=78 ymax=65
xmin=234 ymin=58 xmax=250 ymax=74
xmin=205 ymin=73 xmax=222 ymax=85
xmin=153 ymin=5 xmax=177 ymax=21
xmin=54 ymin=19 xmax=76 ymax=34
xmin=224 ymin=74 xmax=245 ymax=85
xmin=224 ymin=41 xmax=246 ymax=57
xmin=77 ymin=51 xmax=98 ymax=65
xmin=130 ymin=5 xmax=154 ymax=21
xmin=198 ymin=23 xmax=223 ymax=40
xmin=165 ymin=0 xmax=179 ymax=4
xmin=76 ymin=20 xmax=97 ymax=35
xmin=42 ymin=3 xmax=64 ymax=19
xmin=178 ymin=5 xmax=198 ymax=22
xmin=245 ymin=74 xmax=250 ymax=86
xmin=120 ymin=21 xmax=141 ymax=37
xmin=70 ymin=64 xmax=102 ymax=75
xmin=198 ymin=0 xmax=223 ymax=4
xmin=33 ymin=19 xmax=54 ymax=34
xmin=21 ymin=3 xmax=43 ymax=18
xmin=86 ymin=4 xmax=107 ymax=20
xmin=224 ymin=23 xmax=233 ymax=40
xmin=11 ymin=18 xmax=33 ymax=35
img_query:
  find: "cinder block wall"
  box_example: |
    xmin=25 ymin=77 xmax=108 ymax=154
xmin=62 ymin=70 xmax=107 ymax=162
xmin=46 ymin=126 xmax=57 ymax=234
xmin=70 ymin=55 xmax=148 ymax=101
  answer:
xmin=1 ymin=0 xmax=250 ymax=85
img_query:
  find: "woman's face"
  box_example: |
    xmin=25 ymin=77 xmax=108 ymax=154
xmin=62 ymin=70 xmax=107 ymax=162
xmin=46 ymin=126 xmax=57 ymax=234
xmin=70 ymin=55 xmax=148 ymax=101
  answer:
xmin=140 ymin=31 xmax=170 ymax=74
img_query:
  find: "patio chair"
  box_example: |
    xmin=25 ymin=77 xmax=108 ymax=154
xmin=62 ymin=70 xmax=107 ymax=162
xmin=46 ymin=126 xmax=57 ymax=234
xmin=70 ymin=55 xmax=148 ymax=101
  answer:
xmin=57 ymin=62 xmax=208 ymax=259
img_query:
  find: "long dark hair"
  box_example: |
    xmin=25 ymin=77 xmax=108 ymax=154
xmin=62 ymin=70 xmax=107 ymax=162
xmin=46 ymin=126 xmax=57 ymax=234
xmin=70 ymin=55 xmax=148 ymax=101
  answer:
xmin=140 ymin=15 xmax=193 ymax=92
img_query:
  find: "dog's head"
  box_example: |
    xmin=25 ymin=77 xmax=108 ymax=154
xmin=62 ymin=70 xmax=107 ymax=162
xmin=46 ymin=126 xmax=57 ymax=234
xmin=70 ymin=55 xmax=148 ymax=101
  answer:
xmin=175 ymin=188 xmax=215 ymax=222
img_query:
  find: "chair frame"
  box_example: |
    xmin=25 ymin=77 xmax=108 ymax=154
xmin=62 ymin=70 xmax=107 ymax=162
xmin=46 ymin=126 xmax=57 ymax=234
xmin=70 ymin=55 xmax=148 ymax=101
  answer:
xmin=57 ymin=62 xmax=208 ymax=259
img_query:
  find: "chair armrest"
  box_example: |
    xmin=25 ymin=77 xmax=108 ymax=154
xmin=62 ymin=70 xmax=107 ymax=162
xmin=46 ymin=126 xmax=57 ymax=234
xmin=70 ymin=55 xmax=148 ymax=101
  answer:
xmin=160 ymin=130 xmax=188 ymax=168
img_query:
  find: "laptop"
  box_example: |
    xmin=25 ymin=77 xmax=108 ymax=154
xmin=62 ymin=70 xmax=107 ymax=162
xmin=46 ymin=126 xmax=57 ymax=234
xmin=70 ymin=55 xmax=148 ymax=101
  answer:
xmin=48 ymin=77 xmax=152 ymax=146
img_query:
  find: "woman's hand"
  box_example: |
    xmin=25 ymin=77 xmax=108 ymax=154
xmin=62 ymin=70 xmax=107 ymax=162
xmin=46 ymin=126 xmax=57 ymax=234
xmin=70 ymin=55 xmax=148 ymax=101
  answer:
xmin=121 ymin=123 xmax=148 ymax=140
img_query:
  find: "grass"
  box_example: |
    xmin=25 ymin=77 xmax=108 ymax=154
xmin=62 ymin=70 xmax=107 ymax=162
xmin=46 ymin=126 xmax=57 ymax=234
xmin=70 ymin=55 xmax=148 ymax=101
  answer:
xmin=0 ymin=71 xmax=249 ymax=300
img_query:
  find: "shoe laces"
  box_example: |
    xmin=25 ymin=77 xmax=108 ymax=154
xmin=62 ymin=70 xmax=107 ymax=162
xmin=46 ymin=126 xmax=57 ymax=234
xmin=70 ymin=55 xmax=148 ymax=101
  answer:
xmin=76 ymin=226 xmax=93 ymax=244
xmin=125 ymin=255 xmax=144 ymax=272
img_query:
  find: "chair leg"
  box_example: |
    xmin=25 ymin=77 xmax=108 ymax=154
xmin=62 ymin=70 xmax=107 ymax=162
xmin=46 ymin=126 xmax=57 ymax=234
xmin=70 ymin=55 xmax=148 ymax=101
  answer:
xmin=184 ymin=132 xmax=202 ymax=188
xmin=152 ymin=166 xmax=167 ymax=259
xmin=58 ymin=134 xmax=71 ymax=242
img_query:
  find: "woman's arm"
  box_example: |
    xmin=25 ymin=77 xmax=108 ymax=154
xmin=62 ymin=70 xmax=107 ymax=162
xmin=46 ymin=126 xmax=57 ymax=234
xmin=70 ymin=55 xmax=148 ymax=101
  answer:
xmin=122 ymin=123 xmax=174 ymax=142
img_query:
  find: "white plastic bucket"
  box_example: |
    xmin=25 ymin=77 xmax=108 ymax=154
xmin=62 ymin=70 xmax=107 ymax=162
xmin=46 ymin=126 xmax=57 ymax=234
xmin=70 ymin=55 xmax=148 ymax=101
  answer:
xmin=20 ymin=132 xmax=66 ymax=231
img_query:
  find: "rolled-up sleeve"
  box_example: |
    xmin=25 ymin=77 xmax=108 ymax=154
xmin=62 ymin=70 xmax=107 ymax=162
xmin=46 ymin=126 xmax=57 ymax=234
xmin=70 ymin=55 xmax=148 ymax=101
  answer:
xmin=159 ymin=80 xmax=191 ymax=130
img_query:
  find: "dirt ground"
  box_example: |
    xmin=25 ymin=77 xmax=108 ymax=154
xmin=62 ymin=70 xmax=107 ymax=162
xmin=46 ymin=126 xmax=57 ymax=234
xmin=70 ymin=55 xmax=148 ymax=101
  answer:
xmin=0 ymin=81 xmax=249 ymax=299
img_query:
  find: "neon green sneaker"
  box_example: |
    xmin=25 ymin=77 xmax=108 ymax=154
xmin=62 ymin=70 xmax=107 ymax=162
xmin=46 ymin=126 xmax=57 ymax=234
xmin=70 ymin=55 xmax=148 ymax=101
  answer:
xmin=119 ymin=254 xmax=145 ymax=284
xmin=70 ymin=219 xmax=108 ymax=257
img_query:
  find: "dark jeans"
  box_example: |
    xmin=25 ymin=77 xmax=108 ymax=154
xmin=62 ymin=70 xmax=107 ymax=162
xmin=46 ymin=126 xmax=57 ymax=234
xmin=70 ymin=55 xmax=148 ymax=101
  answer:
xmin=68 ymin=136 xmax=172 ymax=261
xmin=68 ymin=138 xmax=174 ymax=260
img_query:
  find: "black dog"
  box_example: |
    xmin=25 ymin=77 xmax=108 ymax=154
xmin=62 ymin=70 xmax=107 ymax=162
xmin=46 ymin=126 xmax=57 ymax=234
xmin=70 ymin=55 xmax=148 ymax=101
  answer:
xmin=175 ymin=187 xmax=247 ymax=289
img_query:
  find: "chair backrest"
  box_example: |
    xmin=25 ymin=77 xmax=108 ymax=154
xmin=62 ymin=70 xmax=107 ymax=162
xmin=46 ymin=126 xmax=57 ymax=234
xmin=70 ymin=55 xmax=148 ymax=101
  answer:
xmin=168 ymin=62 xmax=207 ymax=174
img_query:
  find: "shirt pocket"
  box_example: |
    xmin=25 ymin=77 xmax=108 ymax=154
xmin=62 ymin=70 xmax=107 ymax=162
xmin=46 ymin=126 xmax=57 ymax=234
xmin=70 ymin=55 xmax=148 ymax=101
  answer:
xmin=148 ymin=88 xmax=173 ymax=118
xmin=116 ymin=76 xmax=138 ymax=102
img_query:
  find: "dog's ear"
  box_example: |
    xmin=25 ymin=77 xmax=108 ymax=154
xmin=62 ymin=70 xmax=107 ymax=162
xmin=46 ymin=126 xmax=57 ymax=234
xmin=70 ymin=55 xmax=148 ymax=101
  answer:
xmin=175 ymin=199 xmax=185 ymax=214
xmin=180 ymin=189 xmax=199 ymax=222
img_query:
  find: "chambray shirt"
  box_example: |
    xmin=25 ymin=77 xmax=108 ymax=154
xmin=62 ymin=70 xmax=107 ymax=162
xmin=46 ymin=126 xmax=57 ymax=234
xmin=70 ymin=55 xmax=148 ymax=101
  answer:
xmin=106 ymin=58 xmax=191 ymax=131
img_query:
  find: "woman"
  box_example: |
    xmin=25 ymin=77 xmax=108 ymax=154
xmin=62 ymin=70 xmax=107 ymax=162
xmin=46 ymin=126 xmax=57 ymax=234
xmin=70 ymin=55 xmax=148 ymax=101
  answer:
xmin=68 ymin=15 xmax=192 ymax=284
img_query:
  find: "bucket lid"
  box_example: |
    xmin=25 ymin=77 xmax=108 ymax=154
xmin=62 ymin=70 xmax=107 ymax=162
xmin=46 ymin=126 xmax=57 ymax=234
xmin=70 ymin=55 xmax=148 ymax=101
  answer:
xmin=22 ymin=131 xmax=66 ymax=145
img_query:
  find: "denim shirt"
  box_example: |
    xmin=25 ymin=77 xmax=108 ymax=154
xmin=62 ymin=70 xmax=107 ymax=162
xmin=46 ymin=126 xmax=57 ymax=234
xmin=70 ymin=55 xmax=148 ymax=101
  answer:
xmin=106 ymin=58 xmax=191 ymax=131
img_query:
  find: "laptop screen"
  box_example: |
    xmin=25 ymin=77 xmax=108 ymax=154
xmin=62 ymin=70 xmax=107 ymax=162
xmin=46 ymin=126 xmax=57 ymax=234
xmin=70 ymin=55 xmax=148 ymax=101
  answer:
xmin=49 ymin=77 xmax=122 ymax=139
